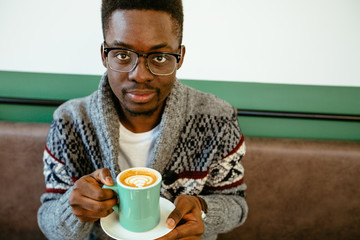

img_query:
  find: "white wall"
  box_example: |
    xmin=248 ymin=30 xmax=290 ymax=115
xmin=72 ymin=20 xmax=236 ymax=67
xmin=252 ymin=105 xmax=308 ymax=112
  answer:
xmin=0 ymin=0 xmax=359 ymax=86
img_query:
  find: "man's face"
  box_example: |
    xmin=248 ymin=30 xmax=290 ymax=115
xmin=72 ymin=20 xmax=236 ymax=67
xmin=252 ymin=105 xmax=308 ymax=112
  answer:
xmin=102 ymin=10 xmax=185 ymax=117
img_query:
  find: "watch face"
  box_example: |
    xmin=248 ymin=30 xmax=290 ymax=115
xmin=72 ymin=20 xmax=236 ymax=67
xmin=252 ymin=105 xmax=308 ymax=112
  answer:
xmin=201 ymin=211 xmax=206 ymax=220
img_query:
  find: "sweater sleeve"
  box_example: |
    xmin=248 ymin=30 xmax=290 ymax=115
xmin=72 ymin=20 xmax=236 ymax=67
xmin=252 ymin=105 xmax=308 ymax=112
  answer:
xmin=38 ymin=188 xmax=94 ymax=240
xmin=200 ymin=115 xmax=248 ymax=238
xmin=37 ymin=119 xmax=94 ymax=240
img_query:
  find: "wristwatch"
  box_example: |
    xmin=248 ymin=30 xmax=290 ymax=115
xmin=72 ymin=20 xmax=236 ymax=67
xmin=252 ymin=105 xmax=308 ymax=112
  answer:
xmin=196 ymin=197 xmax=208 ymax=220
xmin=201 ymin=210 xmax=207 ymax=220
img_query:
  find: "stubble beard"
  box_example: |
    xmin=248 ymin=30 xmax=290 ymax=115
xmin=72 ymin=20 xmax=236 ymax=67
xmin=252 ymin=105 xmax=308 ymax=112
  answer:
xmin=123 ymin=103 xmax=160 ymax=117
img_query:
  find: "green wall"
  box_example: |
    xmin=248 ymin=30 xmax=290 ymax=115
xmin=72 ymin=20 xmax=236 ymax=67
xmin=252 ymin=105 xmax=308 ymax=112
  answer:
xmin=1 ymin=71 xmax=359 ymax=140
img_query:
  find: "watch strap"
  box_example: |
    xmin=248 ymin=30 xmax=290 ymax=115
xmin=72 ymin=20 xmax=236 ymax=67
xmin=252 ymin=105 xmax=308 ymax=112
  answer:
xmin=196 ymin=196 xmax=208 ymax=214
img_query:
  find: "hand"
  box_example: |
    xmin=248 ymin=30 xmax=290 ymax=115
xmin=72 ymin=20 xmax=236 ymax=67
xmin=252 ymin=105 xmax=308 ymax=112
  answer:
xmin=156 ymin=195 xmax=204 ymax=240
xmin=69 ymin=168 xmax=117 ymax=223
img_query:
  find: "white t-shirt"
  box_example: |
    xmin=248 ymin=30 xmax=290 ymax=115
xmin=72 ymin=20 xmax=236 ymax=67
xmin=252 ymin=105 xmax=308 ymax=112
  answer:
xmin=118 ymin=122 xmax=160 ymax=170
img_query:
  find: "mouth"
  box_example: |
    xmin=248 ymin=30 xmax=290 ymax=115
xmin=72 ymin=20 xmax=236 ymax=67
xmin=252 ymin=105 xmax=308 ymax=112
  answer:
xmin=126 ymin=89 xmax=157 ymax=103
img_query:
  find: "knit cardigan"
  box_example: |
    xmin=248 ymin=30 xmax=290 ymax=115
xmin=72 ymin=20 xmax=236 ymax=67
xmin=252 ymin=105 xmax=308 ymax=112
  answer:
xmin=37 ymin=73 xmax=248 ymax=240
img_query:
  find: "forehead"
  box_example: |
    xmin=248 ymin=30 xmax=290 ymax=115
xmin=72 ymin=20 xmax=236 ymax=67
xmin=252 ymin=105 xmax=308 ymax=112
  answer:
xmin=106 ymin=10 xmax=179 ymax=51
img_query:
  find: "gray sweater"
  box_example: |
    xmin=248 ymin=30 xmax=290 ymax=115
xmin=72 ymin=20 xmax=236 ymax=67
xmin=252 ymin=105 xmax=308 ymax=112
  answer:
xmin=38 ymin=73 xmax=248 ymax=240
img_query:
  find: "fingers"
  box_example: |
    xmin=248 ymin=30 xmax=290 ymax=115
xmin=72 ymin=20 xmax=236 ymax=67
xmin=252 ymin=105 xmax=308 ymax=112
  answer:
xmin=74 ymin=175 xmax=115 ymax=201
xmin=157 ymin=195 xmax=204 ymax=240
xmin=160 ymin=222 xmax=203 ymax=240
xmin=69 ymin=190 xmax=116 ymax=222
xmin=166 ymin=195 xmax=200 ymax=229
xmin=70 ymin=191 xmax=117 ymax=213
xmin=69 ymin=168 xmax=117 ymax=223
xmin=71 ymin=199 xmax=115 ymax=222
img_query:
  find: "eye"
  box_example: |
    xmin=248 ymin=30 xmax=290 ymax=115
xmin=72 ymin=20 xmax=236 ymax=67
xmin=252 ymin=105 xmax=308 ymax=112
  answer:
xmin=116 ymin=52 xmax=131 ymax=61
xmin=111 ymin=50 xmax=132 ymax=62
xmin=152 ymin=54 xmax=168 ymax=64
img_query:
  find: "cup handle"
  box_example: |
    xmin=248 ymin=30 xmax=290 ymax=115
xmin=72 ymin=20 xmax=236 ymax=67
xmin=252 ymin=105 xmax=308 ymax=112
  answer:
xmin=102 ymin=183 xmax=120 ymax=213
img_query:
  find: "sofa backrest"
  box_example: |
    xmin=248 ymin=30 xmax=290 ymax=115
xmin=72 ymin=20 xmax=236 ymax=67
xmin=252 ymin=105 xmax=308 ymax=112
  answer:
xmin=219 ymin=137 xmax=360 ymax=240
xmin=0 ymin=121 xmax=48 ymax=240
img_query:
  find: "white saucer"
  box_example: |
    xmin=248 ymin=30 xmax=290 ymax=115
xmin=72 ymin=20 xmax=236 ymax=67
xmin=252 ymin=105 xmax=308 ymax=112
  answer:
xmin=100 ymin=197 xmax=175 ymax=240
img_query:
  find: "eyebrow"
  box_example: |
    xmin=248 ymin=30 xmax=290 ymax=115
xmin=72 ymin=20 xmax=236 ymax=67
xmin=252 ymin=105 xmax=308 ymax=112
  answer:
xmin=109 ymin=40 xmax=171 ymax=51
xmin=108 ymin=40 xmax=132 ymax=49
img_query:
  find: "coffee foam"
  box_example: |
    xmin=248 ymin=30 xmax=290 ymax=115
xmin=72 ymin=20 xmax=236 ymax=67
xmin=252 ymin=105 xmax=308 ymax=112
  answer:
xmin=120 ymin=168 xmax=158 ymax=188
xmin=124 ymin=175 xmax=155 ymax=188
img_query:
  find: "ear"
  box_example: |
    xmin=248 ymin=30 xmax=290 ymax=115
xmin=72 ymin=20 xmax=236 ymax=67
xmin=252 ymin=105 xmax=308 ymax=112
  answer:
xmin=176 ymin=45 xmax=186 ymax=70
xmin=100 ymin=43 xmax=107 ymax=68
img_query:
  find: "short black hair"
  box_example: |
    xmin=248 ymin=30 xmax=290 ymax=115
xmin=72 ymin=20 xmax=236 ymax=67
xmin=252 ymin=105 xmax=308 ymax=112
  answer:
xmin=101 ymin=0 xmax=184 ymax=44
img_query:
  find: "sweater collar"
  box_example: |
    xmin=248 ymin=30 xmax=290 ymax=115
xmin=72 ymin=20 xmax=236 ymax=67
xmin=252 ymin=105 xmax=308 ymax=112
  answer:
xmin=90 ymin=72 xmax=121 ymax=178
xmin=92 ymin=72 xmax=187 ymax=176
xmin=149 ymin=79 xmax=187 ymax=174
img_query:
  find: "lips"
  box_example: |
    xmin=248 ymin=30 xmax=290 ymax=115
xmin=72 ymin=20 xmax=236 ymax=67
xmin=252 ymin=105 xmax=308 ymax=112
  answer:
xmin=126 ymin=89 xmax=157 ymax=103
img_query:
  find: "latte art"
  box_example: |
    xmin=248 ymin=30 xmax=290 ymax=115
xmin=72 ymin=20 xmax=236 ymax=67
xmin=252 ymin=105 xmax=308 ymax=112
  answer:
xmin=124 ymin=175 xmax=156 ymax=188
xmin=120 ymin=168 xmax=158 ymax=188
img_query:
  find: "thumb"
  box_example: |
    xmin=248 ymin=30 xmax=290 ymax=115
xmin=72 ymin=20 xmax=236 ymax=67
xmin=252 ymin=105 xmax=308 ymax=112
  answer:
xmin=91 ymin=168 xmax=114 ymax=186
xmin=165 ymin=195 xmax=195 ymax=229
xmin=166 ymin=208 xmax=183 ymax=229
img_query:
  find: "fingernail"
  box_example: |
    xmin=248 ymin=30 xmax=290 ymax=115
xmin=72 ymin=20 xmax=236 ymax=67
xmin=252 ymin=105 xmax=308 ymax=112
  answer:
xmin=166 ymin=218 xmax=175 ymax=228
xmin=106 ymin=176 xmax=113 ymax=185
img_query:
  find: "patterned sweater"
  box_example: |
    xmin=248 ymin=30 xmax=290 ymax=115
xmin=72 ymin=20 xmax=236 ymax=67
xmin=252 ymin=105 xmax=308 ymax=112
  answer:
xmin=37 ymin=73 xmax=248 ymax=240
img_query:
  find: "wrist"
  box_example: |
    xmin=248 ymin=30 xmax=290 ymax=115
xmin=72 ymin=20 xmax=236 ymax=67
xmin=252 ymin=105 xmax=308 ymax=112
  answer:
xmin=193 ymin=196 xmax=208 ymax=213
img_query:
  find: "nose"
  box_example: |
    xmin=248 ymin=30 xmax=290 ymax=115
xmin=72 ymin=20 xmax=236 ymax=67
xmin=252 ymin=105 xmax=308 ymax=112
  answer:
xmin=128 ymin=57 xmax=154 ymax=83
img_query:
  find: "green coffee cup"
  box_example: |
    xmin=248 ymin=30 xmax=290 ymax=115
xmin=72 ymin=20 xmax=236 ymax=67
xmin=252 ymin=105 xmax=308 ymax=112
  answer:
xmin=103 ymin=167 xmax=161 ymax=232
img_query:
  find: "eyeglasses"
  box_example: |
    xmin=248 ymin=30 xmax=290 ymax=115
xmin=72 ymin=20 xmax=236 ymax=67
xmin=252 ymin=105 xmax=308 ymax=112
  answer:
xmin=103 ymin=42 xmax=182 ymax=76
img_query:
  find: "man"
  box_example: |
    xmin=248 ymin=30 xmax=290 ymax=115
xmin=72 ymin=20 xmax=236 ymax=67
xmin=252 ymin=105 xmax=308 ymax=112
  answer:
xmin=37 ymin=0 xmax=248 ymax=239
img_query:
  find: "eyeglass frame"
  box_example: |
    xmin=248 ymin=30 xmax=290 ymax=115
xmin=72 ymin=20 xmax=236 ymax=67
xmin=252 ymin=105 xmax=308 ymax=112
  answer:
xmin=103 ymin=41 xmax=182 ymax=76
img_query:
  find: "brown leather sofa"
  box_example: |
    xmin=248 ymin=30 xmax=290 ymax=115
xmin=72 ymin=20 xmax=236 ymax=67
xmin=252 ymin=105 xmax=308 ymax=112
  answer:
xmin=1 ymin=121 xmax=359 ymax=240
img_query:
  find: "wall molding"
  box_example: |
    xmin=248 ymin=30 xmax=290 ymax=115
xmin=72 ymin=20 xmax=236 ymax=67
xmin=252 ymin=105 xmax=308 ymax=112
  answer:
xmin=1 ymin=96 xmax=359 ymax=122
xmin=1 ymin=70 xmax=359 ymax=140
